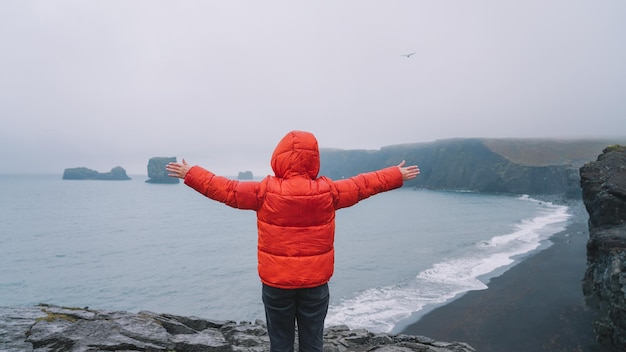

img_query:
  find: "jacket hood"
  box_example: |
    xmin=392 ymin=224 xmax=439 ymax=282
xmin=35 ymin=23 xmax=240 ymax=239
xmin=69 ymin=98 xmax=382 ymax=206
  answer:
xmin=271 ymin=131 xmax=320 ymax=179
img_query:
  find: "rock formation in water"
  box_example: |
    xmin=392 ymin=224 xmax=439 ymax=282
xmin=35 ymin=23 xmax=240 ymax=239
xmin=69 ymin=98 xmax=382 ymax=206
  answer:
xmin=237 ymin=171 xmax=254 ymax=180
xmin=580 ymin=145 xmax=626 ymax=350
xmin=62 ymin=166 xmax=131 ymax=180
xmin=3 ymin=304 xmax=475 ymax=352
xmin=146 ymin=156 xmax=179 ymax=184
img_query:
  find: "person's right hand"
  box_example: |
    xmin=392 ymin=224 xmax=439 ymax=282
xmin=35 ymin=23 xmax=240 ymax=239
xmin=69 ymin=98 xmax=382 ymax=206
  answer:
xmin=166 ymin=159 xmax=191 ymax=179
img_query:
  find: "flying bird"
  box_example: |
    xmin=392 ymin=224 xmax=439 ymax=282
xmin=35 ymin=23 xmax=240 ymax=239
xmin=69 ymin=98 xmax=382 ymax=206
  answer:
xmin=402 ymin=52 xmax=416 ymax=58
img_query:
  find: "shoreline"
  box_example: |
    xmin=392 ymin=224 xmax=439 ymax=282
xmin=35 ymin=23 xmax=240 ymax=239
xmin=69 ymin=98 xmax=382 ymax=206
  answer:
xmin=400 ymin=204 xmax=612 ymax=351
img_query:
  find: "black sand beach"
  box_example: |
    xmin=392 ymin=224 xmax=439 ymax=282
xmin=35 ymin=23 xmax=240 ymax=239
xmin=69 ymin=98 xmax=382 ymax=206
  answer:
xmin=402 ymin=202 xmax=613 ymax=352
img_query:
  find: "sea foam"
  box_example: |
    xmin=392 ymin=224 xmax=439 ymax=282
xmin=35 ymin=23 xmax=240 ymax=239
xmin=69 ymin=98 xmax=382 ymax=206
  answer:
xmin=325 ymin=198 xmax=570 ymax=333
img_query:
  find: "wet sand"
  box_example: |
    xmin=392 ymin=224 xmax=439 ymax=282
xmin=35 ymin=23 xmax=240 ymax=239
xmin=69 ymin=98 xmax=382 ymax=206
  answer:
xmin=401 ymin=214 xmax=612 ymax=351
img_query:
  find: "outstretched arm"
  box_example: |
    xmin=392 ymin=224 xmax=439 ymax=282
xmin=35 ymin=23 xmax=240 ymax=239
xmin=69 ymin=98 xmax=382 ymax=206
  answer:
xmin=332 ymin=161 xmax=419 ymax=210
xmin=397 ymin=160 xmax=420 ymax=181
xmin=166 ymin=159 xmax=261 ymax=210
xmin=166 ymin=159 xmax=192 ymax=179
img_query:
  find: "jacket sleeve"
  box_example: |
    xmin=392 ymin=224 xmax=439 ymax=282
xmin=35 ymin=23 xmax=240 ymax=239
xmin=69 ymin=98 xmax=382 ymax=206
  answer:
xmin=331 ymin=165 xmax=404 ymax=209
xmin=183 ymin=166 xmax=261 ymax=211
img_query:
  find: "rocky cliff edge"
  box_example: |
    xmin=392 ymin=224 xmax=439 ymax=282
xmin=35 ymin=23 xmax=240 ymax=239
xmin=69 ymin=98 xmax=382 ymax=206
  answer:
xmin=1 ymin=304 xmax=475 ymax=352
xmin=580 ymin=145 xmax=626 ymax=351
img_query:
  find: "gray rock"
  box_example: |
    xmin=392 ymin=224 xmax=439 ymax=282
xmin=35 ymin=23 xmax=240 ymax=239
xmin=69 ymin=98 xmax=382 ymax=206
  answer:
xmin=171 ymin=328 xmax=229 ymax=351
xmin=580 ymin=144 xmax=626 ymax=350
xmin=1 ymin=304 xmax=475 ymax=352
xmin=0 ymin=307 xmax=47 ymax=352
xmin=146 ymin=156 xmax=179 ymax=183
xmin=62 ymin=166 xmax=131 ymax=180
xmin=237 ymin=171 xmax=254 ymax=180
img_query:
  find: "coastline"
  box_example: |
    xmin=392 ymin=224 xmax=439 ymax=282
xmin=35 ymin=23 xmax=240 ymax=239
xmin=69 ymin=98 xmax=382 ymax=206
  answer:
xmin=400 ymin=202 xmax=612 ymax=351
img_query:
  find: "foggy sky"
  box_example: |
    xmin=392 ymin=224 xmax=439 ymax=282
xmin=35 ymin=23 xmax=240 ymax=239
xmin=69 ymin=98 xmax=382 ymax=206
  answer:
xmin=1 ymin=1 xmax=625 ymax=176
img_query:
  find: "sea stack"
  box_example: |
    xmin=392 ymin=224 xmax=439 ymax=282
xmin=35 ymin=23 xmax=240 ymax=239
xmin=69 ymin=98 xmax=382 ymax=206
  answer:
xmin=62 ymin=166 xmax=131 ymax=180
xmin=146 ymin=157 xmax=179 ymax=184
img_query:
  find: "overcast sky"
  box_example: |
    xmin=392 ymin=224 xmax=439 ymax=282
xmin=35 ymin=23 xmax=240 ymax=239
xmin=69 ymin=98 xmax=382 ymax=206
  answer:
xmin=1 ymin=1 xmax=624 ymax=176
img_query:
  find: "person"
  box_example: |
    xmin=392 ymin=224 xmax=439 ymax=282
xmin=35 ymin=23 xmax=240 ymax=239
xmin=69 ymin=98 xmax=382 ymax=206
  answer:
xmin=166 ymin=130 xmax=419 ymax=352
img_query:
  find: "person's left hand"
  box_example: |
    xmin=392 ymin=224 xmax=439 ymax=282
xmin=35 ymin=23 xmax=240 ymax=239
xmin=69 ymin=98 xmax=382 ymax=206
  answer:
xmin=397 ymin=160 xmax=420 ymax=181
xmin=166 ymin=159 xmax=191 ymax=179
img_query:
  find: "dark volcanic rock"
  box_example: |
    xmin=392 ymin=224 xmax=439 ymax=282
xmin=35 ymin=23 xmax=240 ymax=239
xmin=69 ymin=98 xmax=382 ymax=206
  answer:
xmin=146 ymin=156 xmax=179 ymax=184
xmin=62 ymin=166 xmax=131 ymax=180
xmin=580 ymin=145 xmax=626 ymax=351
xmin=1 ymin=305 xmax=475 ymax=352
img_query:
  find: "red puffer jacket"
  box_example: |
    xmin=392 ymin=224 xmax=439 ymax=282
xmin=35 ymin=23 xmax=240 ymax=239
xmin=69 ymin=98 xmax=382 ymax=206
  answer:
xmin=183 ymin=131 xmax=404 ymax=289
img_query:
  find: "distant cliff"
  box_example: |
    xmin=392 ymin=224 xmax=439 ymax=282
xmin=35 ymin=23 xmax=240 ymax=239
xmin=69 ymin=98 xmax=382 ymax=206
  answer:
xmin=320 ymin=138 xmax=624 ymax=198
xmin=62 ymin=166 xmax=131 ymax=180
xmin=146 ymin=157 xmax=179 ymax=184
xmin=580 ymin=145 xmax=626 ymax=350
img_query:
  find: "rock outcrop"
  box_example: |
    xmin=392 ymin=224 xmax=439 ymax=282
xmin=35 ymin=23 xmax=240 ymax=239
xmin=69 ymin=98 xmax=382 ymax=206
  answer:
xmin=580 ymin=145 xmax=626 ymax=350
xmin=237 ymin=171 xmax=254 ymax=180
xmin=146 ymin=157 xmax=179 ymax=184
xmin=62 ymin=166 xmax=131 ymax=180
xmin=0 ymin=305 xmax=474 ymax=352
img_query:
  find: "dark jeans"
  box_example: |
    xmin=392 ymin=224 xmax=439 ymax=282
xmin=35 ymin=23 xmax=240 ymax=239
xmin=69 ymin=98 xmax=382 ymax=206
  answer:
xmin=262 ymin=283 xmax=329 ymax=352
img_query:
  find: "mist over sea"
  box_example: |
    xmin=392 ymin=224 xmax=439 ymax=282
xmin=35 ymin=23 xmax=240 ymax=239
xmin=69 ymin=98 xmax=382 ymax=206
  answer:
xmin=0 ymin=174 xmax=570 ymax=333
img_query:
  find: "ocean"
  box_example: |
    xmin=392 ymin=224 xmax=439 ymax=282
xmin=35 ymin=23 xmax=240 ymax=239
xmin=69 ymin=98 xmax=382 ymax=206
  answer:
xmin=0 ymin=174 xmax=570 ymax=333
